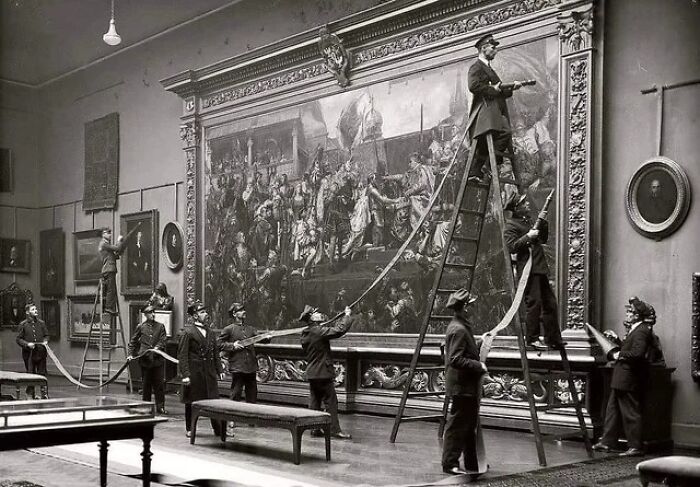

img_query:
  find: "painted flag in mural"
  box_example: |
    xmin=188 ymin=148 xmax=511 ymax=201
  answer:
xmin=337 ymin=92 xmax=373 ymax=149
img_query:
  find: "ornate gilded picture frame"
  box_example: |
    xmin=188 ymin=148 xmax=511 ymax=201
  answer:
xmin=162 ymin=221 xmax=184 ymax=271
xmin=0 ymin=283 xmax=33 ymax=329
xmin=0 ymin=238 xmax=31 ymax=274
xmin=625 ymin=156 xmax=691 ymax=241
xmin=120 ymin=209 xmax=159 ymax=296
xmin=73 ymin=229 xmax=104 ymax=283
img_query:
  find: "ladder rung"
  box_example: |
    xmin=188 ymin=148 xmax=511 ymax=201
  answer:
xmin=399 ymin=415 xmax=444 ymax=423
xmin=84 ymin=358 xmax=111 ymax=362
xmin=429 ymin=315 xmax=452 ymax=321
xmin=498 ymin=177 xmax=518 ymax=185
xmin=414 ymin=366 xmax=444 ymax=371
xmin=458 ymin=209 xmax=484 ymax=217
xmin=467 ymin=180 xmax=490 ymax=189
xmin=444 ymin=262 xmax=475 ymax=269
xmin=407 ymin=391 xmax=445 ymax=397
xmin=536 ymin=403 xmax=578 ymax=412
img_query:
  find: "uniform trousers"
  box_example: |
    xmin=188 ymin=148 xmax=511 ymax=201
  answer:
xmin=308 ymin=378 xmax=341 ymax=433
xmin=101 ymin=272 xmax=118 ymax=312
xmin=230 ymin=372 xmax=257 ymax=402
xmin=140 ymin=364 xmax=165 ymax=409
xmin=442 ymin=395 xmax=480 ymax=471
xmin=524 ymin=274 xmax=561 ymax=345
xmin=601 ymin=388 xmax=643 ymax=450
xmin=469 ymin=130 xmax=513 ymax=178
xmin=22 ymin=349 xmax=47 ymax=397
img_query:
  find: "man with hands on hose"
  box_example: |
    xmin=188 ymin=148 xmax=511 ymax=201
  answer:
xmin=16 ymin=303 xmax=49 ymax=398
xmin=178 ymin=302 xmax=225 ymax=438
xmin=128 ymin=304 xmax=167 ymax=414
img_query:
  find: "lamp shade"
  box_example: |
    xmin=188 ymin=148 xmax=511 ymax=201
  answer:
xmin=103 ymin=18 xmax=121 ymax=46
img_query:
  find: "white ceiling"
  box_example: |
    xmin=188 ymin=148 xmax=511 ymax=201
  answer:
xmin=0 ymin=0 xmax=240 ymax=86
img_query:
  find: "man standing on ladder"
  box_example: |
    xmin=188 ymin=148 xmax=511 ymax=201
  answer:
xmin=466 ymin=34 xmax=522 ymax=184
xmin=98 ymin=227 xmax=125 ymax=315
xmin=442 ymin=289 xmax=487 ymax=476
xmin=504 ymin=193 xmax=565 ymax=350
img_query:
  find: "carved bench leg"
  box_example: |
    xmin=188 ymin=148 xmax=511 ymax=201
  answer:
xmin=324 ymin=424 xmax=331 ymax=462
xmin=190 ymin=409 xmax=199 ymax=445
xmin=220 ymin=417 xmax=227 ymax=442
xmin=292 ymin=428 xmax=302 ymax=465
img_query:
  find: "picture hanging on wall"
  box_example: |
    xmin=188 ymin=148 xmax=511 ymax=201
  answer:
xmin=41 ymin=299 xmax=61 ymax=340
xmin=0 ymin=238 xmax=31 ymax=274
xmin=0 ymin=148 xmax=13 ymax=193
xmin=0 ymin=282 xmax=33 ymax=329
xmin=162 ymin=221 xmax=184 ymax=271
xmin=40 ymin=228 xmax=65 ymax=296
xmin=73 ymin=229 xmax=104 ymax=284
xmin=120 ymin=209 xmax=159 ymax=296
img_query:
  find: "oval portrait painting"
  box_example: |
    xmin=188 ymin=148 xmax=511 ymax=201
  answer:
xmin=162 ymin=222 xmax=184 ymax=271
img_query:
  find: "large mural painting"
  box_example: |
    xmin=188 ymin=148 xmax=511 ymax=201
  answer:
xmin=203 ymin=37 xmax=559 ymax=335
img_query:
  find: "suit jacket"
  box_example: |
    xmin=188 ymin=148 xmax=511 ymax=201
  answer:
xmin=217 ymin=323 xmax=269 ymax=374
xmin=177 ymin=324 xmax=222 ymax=403
xmin=129 ymin=319 xmax=167 ymax=368
xmin=444 ymin=314 xmax=483 ymax=397
xmin=611 ymin=323 xmax=652 ymax=391
xmin=467 ymin=59 xmax=514 ymax=139
xmin=301 ymin=315 xmax=353 ymax=380
xmin=99 ymin=238 xmax=125 ymax=274
xmin=504 ymin=216 xmax=549 ymax=276
xmin=16 ymin=318 xmax=49 ymax=363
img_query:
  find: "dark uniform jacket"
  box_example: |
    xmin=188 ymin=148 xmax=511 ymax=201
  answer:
xmin=467 ymin=59 xmax=514 ymax=139
xmin=98 ymin=238 xmax=125 ymax=274
xmin=504 ymin=216 xmax=549 ymax=276
xmin=611 ymin=323 xmax=652 ymax=392
xmin=129 ymin=319 xmax=167 ymax=368
xmin=16 ymin=318 xmax=49 ymax=363
xmin=301 ymin=315 xmax=354 ymax=380
xmin=177 ymin=324 xmax=223 ymax=403
xmin=217 ymin=323 xmax=269 ymax=374
xmin=444 ymin=314 xmax=483 ymax=397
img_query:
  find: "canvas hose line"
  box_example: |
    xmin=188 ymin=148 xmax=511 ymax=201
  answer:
xmin=44 ymin=343 xmax=177 ymax=389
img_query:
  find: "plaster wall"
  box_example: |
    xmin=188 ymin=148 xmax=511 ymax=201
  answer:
xmin=601 ymin=0 xmax=700 ymax=447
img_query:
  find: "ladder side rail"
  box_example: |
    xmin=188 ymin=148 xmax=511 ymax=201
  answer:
xmin=115 ymin=297 xmax=133 ymax=394
xmin=390 ymin=142 xmax=479 ymax=443
xmin=559 ymin=347 xmax=594 ymax=456
xmin=78 ymin=281 xmax=103 ymax=388
xmin=486 ymin=133 xmax=547 ymax=466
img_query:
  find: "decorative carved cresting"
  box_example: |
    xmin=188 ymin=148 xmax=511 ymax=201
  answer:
xmin=692 ymin=273 xmax=700 ymax=383
xmin=255 ymin=356 xmax=346 ymax=387
xmin=353 ymin=0 xmax=563 ymax=66
xmin=180 ymin=121 xmax=200 ymax=305
xmin=362 ymin=364 xmax=442 ymax=392
xmin=557 ymin=6 xmax=593 ymax=53
xmin=318 ymin=25 xmax=350 ymax=87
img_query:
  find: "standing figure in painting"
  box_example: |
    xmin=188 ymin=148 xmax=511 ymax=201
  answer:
xmin=466 ymin=34 xmax=523 ymax=183
xmin=593 ymin=297 xmax=654 ymax=457
xmin=16 ymin=303 xmax=49 ymax=398
xmin=442 ymin=289 xmax=486 ymax=476
xmin=384 ymin=153 xmax=435 ymax=231
xmin=98 ymin=227 xmax=125 ymax=315
xmin=129 ymin=230 xmax=150 ymax=287
xmin=128 ymin=304 xmax=167 ymax=414
xmin=178 ymin=302 xmax=225 ymax=438
xmin=504 ymin=193 xmax=564 ymax=350
xmin=299 ymin=305 xmax=354 ymax=439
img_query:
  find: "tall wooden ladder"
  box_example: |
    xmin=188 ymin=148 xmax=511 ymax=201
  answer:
xmin=389 ymin=132 xmax=593 ymax=467
xmin=77 ymin=278 xmax=133 ymax=393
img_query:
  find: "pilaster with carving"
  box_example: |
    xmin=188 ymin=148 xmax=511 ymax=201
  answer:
xmin=180 ymin=120 xmax=201 ymax=307
xmin=558 ymin=3 xmax=595 ymax=329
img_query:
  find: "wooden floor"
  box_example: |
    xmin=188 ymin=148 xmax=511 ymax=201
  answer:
xmin=0 ymin=376 xmax=655 ymax=487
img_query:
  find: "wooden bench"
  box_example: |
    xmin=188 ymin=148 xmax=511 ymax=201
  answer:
xmin=637 ymin=456 xmax=700 ymax=487
xmin=190 ymin=399 xmax=332 ymax=465
xmin=0 ymin=371 xmax=48 ymax=400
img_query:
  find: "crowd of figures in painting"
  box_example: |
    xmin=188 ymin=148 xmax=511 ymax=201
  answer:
xmin=203 ymin=38 xmax=560 ymax=335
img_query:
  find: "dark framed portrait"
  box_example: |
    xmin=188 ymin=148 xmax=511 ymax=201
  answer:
xmin=40 ymin=228 xmax=65 ymax=297
xmin=162 ymin=221 xmax=184 ymax=271
xmin=0 ymin=283 xmax=33 ymax=329
xmin=41 ymin=299 xmax=61 ymax=340
xmin=626 ymin=157 xmax=691 ymax=240
xmin=67 ymin=294 xmax=112 ymax=343
xmin=120 ymin=209 xmax=159 ymax=296
xmin=0 ymin=238 xmax=31 ymax=274
xmin=0 ymin=147 xmax=13 ymax=193
xmin=73 ymin=229 xmax=104 ymax=283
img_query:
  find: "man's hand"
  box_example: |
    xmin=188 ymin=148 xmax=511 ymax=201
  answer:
xmin=513 ymin=81 xmax=523 ymax=90
xmin=233 ymin=341 xmax=244 ymax=350
xmin=526 ymin=229 xmax=540 ymax=240
xmin=493 ymin=81 xmax=502 ymax=92
xmin=219 ymin=373 xmax=226 ymax=380
xmin=481 ymin=362 xmax=488 ymax=374
xmin=118 ymin=235 xmax=124 ymax=241
xmin=612 ymin=351 xmax=620 ymax=361
xmin=27 ymin=342 xmax=35 ymax=349
xmin=126 ymin=355 xmax=133 ymax=361
xmin=344 ymin=306 xmax=352 ymax=317
xmin=181 ymin=377 xmax=191 ymax=385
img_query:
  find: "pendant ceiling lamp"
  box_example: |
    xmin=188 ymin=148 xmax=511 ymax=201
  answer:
xmin=102 ymin=0 xmax=122 ymax=46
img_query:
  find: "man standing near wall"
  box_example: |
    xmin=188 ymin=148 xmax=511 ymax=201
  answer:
xmin=16 ymin=303 xmax=49 ymax=398
xmin=128 ymin=304 xmax=167 ymax=414
xmin=98 ymin=227 xmax=125 ymax=315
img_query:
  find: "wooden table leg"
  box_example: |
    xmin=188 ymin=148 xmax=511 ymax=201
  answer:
xmin=324 ymin=425 xmax=331 ymax=462
xmin=99 ymin=440 xmax=109 ymax=487
xmin=292 ymin=429 xmax=301 ymax=465
xmin=141 ymin=437 xmax=152 ymax=487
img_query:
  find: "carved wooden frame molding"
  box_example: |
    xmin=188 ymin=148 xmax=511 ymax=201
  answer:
xmin=163 ymin=0 xmax=600 ymax=329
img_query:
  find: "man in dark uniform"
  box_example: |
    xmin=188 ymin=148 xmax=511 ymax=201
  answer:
xmin=128 ymin=304 xmax=167 ymax=414
xmin=178 ymin=302 xmax=225 ymax=437
xmin=98 ymin=227 xmax=125 ymax=315
xmin=16 ymin=303 xmax=49 ymax=398
xmin=593 ymin=297 xmax=653 ymax=457
xmin=466 ymin=34 xmax=523 ymax=183
xmin=300 ymin=305 xmax=354 ymax=439
xmin=441 ymin=289 xmax=487 ymax=476
xmin=217 ymin=302 xmax=270 ymax=404
xmin=504 ymin=193 xmax=564 ymax=349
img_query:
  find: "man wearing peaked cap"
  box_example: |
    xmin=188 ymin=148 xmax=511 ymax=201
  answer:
xmin=593 ymin=296 xmax=654 ymax=457
xmin=217 ymin=302 xmax=271 ymax=408
xmin=178 ymin=301 xmax=225 ymax=437
xmin=300 ymin=304 xmax=354 ymax=439
xmin=128 ymin=303 xmax=167 ymax=414
xmin=442 ymin=288 xmax=487 ymax=476
xmin=466 ymin=33 xmax=523 ymax=185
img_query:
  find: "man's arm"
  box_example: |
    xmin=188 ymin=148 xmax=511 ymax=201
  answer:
xmin=318 ymin=313 xmax=355 ymax=340
xmin=618 ymin=327 xmax=651 ymax=362
xmin=468 ymin=63 xmax=512 ymax=99
xmin=217 ymin=325 xmax=237 ymax=351
xmin=504 ymin=222 xmax=533 ymax=254
xmin=537 ymin=220 xmax=549 ymax=244
xmin=154 ymin=323 xmax=167 ymax=350
xmin=128 ymin=325 xmax=141 ymax=357
xmin=447 ymin=328 xmax=484 ymax=373
xmin=16 ymin=324 xmax=29 ymax=348
xmin=177 ymin=332 xmax=191 ymax=380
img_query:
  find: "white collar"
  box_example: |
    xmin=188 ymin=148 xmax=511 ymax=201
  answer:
xmin=628 ymin=321 xmax=643 ymax=334
xmin=478 ymin=54 xmax=491 ymax=67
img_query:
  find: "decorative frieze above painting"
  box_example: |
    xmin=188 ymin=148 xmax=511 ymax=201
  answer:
xmin=163 ymin=0 xmax=599 ymax=343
